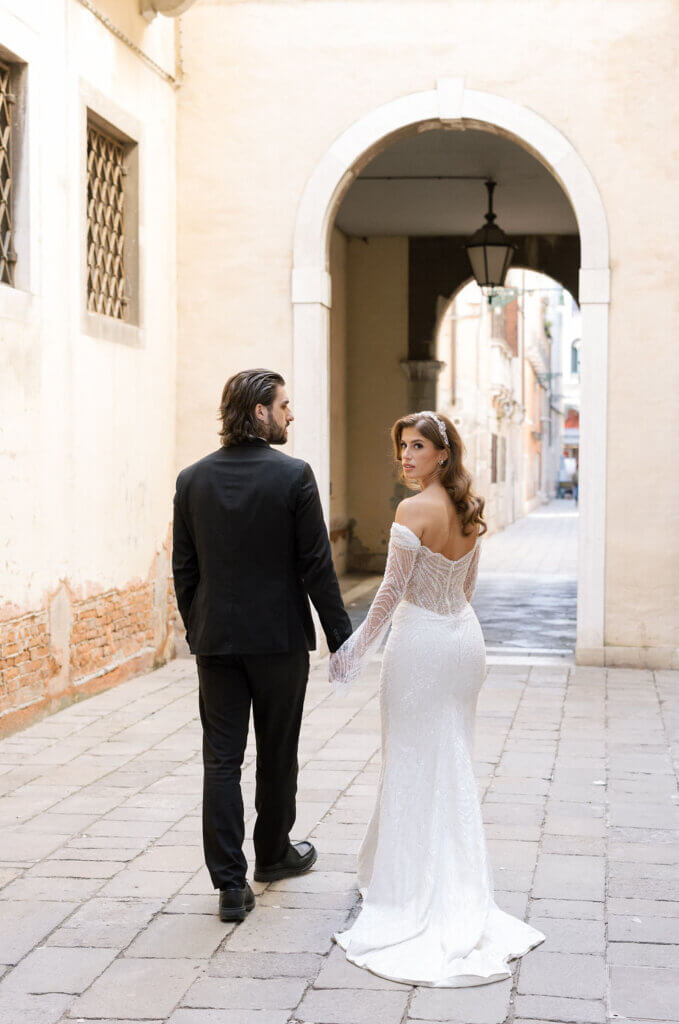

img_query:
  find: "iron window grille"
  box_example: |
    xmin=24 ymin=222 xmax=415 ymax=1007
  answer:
xmin=0 ymin=59 xmax=16 ymax=286
xmin=86 ymin=122 xmax=128 ymax=320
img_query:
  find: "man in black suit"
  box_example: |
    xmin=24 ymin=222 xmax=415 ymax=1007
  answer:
xmin=172 ymin=369 xmax=352 ymax=922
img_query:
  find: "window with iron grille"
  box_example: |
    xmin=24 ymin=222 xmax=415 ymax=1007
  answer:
xmin=0 ymin=59 xmax=16 ymax=286
xmin=86 ymin=122 xmax=127 ymax=320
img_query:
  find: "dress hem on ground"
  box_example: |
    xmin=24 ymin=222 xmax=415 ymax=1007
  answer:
xmin=333 ymin=902 xmax=546 ymax=989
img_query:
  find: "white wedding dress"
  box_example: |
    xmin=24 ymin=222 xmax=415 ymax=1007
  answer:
xmin=330 ymin=521 xmax=545 ymax=987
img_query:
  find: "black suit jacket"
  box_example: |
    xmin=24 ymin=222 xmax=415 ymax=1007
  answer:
xmin=172 ymin=440 xmax=352 ymax=656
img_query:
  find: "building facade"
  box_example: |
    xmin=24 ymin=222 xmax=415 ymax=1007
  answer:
xmin=2 ymin=0 xmax=678 ymax=731
xmin=0 ymin=1 xmax=180 ymax=728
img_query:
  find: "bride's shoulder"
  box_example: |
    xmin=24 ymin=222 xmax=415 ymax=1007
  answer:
xmin=394 ymin=495 xmax=427 ymax=539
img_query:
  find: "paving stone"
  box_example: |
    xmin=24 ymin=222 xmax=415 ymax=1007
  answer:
xmin=125 ymin=912 xmax=230 ymax=958
xmin=609 ymin=859 xmax=677 ymax=882
xmin=608 ymin=915 xmax=679 ymax=943
xmin=484 ymin=824 xmax=542 ymax=842
xmin=487 ymin=839 xmax=539 ymax=867
xmin=268 ymin=870 xmax=355 ymax=894
xmin=525 ymin=916 xmax=604 ymax=954
xmin=543 ymin=815 xmax=606 ymax=838
xmin=0 ymin=901 xmax=78 ymax=964
xmin=84 ymin=819 xmax=170 ymax=839
xmin=541 ymin=835 xmax=605 ymax=856
xmin=98 ymin=869 xmax=190 ymax=899
xmin=494 ymin=890 xmax=528 ymax=918
xmin=182 ymin=976 xmax=306 ymax=1009
xmin=481 ymin=803 xmax=544 ymax=825
xmin=608 ymin=941 xmax=679 ymax=967
xmin=609 ymin=876 xmax=679 ymax=900
xmin=2 ymin=945 xmax=116 ymax=994
xmin=314 ymin=944 xmax=409 ymax=989
xmin=0 ymin=868 xmax=20 ymax=889
xmin=207 ymin=950 xmax=323 ymax=978
xmin=298 ymin=987 xmax=410 ymax=1024
xmin=608 ymin=840 xmax=679 ymax=864
xmin=130 ymin=846 xmax=203 ymax=873
xmin=27 ymin=860 xmax=124 ymax=879
xmin=607 ymin=896 xmax=679 ymax=917
xmin=0 ymin=832 xmax=67 ymax=863
xmin=529 ymin=899 xmax=604 ymax=921
xmin=517 ymin=951 xmax=606 ymax=999
xmin=609 ymin=965 xmax=679 ymax=1021
xmin=68 ymin=955 xmax=202 ymax=1018
xmin=0 ymin=991 xmax=71 ymax=1024
xmin=258 ymin=889 xmax=355 ymax=910
xmin=532 ymin=855 xmax=605 ymax=901
xmin=167 ymin=1011 xmax=289 ymax=1024
xmin=0 ymin=876 xmax=102 ymax=902
xmin=513 ymin=993 xmax=606 ymax=1022
xmin=226 ymin=907 xmax=341 ymax=953
xmin=45 ymin=897 xmax=161 ymax=948
xmin=163 ymin=894 xmax=216 ymax=916
xmin=409 ymin=978 xmax=512 ymax=1022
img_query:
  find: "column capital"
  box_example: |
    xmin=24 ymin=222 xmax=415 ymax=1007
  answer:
xmin=399 ymin=358 xmax=446 ymax=381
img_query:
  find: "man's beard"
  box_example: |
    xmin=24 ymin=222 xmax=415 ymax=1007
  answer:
xmin=264 ymin=412 xmax=288 ymax=445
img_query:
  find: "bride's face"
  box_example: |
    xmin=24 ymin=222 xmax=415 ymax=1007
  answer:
xmin=400 ymin=427 xmax=441 ymax=486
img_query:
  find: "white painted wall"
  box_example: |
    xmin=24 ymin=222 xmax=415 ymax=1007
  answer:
xmin=0 ymin=1 xmax=177 ymax=612
xmin=175 ymin=0 xmax=679 ymax=665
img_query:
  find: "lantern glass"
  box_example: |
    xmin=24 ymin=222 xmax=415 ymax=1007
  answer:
xmin=464 ymin=180 xmax=516 ymax=289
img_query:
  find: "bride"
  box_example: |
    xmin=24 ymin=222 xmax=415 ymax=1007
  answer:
xmin=328 ymin=410 xmax=545 ymax=987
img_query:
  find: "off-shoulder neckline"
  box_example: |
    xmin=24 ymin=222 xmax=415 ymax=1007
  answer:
xmin=391 ymin=521 xmax=479 ymax=566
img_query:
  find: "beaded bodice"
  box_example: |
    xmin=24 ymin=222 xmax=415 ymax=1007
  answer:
xmin=399 ymin=524 xmax=480 ymax=616
xmin=330 ymin=520 xmax=481 ymax=692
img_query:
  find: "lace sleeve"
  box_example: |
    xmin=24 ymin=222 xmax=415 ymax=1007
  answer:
xmin=329 ymin=523 xmax=420 ymax=694
xmin=463 ymin=541 xmax=481 ymax=602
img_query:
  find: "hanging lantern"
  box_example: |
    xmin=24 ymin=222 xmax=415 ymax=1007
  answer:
xmin=464 ymin=180 xmax=516 ymax=290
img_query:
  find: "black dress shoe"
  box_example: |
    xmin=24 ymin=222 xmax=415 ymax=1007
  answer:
xmin=253 ymin=841 xmax=318 ymax=883
xmin=219 ymin=882 xmax=255 ymax=922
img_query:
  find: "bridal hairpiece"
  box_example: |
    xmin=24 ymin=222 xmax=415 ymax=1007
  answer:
xmin=418 ymin=410 xmax=449 ymax=448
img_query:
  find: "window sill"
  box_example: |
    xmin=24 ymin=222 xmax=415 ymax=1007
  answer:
xmin=0 ymin=282 xmax=39 ymax=322
xmin=82 ymin=311 xmax=142 ymax=347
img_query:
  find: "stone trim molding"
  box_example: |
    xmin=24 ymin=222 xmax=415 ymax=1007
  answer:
xmin=292 ymin=79 xmax=611 ymax=664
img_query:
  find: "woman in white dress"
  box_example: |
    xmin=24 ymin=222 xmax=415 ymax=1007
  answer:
xmin=329 ymin=410 xmax=545 ymax=987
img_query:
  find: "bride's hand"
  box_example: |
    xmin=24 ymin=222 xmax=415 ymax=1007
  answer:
xmin=328 ymin=651 xmax=342 ymax=685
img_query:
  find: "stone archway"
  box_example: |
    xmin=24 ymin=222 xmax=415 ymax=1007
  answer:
xmin=292 ymin=79 xmax=610 ymax=665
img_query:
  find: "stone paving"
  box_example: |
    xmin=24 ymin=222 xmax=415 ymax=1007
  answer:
xmin=1 ymin=647 xmax=678 ymax=1024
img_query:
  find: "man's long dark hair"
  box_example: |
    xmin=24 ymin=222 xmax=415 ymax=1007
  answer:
xmin=219 ymin=369 xmax=285 ymax=447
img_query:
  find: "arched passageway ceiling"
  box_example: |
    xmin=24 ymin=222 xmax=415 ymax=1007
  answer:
xmin=334 ymin=126 xmax=581 ymax=357
xmin=292 ymin=82 xmax=610 ymax=663
xmin=335 ymin=127 xmax=578 ymax=237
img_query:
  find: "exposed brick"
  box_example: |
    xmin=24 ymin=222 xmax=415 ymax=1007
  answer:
xmin=0 ymin=545 xmax=174 ymax=734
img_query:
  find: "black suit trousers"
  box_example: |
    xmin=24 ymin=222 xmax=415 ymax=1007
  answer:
xmin=197 ymin=650 xmax=309 ymax=889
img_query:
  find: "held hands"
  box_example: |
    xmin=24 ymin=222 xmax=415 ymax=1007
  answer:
xmin=328 ymin=651 xmax=341 ymax=686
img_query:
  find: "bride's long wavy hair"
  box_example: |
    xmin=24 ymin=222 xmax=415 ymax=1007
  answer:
xmin=391 ymin=411 xmax=487 ymax=537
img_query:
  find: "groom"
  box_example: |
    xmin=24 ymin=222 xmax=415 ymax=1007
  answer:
xmin=172 ymin=369 xmax=352 ymax=922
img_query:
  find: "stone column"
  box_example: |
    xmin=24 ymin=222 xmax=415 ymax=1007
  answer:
xmin=399 ymin=359 xmax=446 ymax=413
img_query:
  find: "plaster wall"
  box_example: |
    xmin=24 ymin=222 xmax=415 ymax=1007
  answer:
xmin=174 ymin=0 xmax=677 ymax=661
xmin=344 ymin=237 xmax=408 ymax=572
xmin=0 ymin=1 xmax=178 ymax=723
xmin=329 ymin=227 xmax=349 ymax=575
